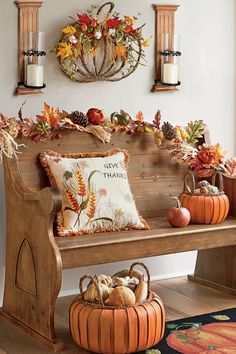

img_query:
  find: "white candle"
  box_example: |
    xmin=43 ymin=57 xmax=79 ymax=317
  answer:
xmin=26 ymin=64 xmax=44 ymax=87
xmin=163 ymin=63 xmax=179 ymax=84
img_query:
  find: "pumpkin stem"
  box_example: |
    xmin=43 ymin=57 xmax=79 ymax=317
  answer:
xmin=171 ymin=196 xmax=182 ymax=209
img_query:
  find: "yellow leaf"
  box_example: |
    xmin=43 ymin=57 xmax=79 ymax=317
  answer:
xmin=114 ymin=45 xmax=127 ymax=61
xmin=57 ymin=41 xmax=72 ymax=60
xmin=124 ymin=16 xmax=135 ymax=26
xmin=144 ymin=125 xmax=155 ymax=134
xmin=141 ymin=36 xmax=152 ymax=47
xmin=62 ymin=25 xmax=76 ymax=36
xmin=73 ymin=47 xmax=80 ymax=59
xmin=212 ymin=315 xmax=230 ymax=321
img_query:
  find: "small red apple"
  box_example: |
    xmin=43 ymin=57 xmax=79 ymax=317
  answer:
xmin=167 ymin=197 xmax=191 ymax=228
xmin=87 ymin=108 xmax=105 ymax=125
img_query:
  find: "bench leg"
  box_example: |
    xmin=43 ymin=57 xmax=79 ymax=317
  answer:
xmin=0 ymin=233 xmax=64 ymax=351
xmin=0 ymin=195 xmax=64 ymax=351
xmin=188 ymin=246 xmax=236 ymax=296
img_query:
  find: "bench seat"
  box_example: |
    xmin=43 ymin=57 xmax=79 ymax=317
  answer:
xmin=56 ymin=216 xmax=236 ymax=269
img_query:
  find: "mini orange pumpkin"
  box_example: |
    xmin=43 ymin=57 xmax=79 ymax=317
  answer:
xmin=69 ymin=263 xmax=165 ymax=354
xmin=179 ymin=171 xmax=229 ymax=224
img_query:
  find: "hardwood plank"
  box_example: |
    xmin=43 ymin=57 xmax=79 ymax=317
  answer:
xmin=152 ymin=284 xmax=220 ymax=316
xmin=157 ymin=277 xmax=236 ymax=308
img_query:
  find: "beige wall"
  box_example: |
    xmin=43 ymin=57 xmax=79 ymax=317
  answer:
xmin=0 ymin=0 xmax=235 ymax=301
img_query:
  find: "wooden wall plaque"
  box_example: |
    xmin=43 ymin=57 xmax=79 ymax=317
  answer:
xmin=16 ymin=0 xmax=44 ymax=95
xmin=152 ymin=4 xmax=180 ymax=93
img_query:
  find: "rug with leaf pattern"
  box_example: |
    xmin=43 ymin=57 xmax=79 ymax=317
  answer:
xmin=141 ymin=307 xmax=236 ymax=354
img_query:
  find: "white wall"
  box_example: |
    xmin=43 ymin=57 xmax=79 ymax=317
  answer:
xmin=0 ymin=0 xmax=235 ymax=302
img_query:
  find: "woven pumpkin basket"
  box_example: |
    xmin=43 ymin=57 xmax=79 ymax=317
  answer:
xmin=69 ymin=262 xmax=165 ymax=354
xmin=179 ymin=171 xmax=230 ymax=224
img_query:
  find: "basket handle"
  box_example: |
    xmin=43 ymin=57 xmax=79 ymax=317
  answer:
xmin=79 ymin=275 xmax=104 ymax=306
xmin=184 ymin=170 xmax=196 ymax=193
xmin=129 ymin=262 xmax=151 ymax=293
xmin=211 ymin=172 xmax=224 ymax=192
xmin=97 ymin=2 xmax=115 ymax=15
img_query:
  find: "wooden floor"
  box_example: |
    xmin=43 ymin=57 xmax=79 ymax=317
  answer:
xmin=1 ymin=277 xmax=236 ymax=354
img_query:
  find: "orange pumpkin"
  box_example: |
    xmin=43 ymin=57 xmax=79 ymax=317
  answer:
xmin=70 ymin=263 xmax=165 ymax=354
xmin=179 ymin=171 xmax=229 ymax=224
xmin=200 ymin=349 xmax=236 ymax=354
xmin=167 ymin=322 xmax=236 ymax=353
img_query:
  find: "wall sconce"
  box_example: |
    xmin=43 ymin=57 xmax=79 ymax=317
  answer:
xmin=152 ymin=4 xmax=180 ymax=93
xmin=161 ymin=33 xmax=181 ymax=86
xmin=24 ymin=32 xmax=46 ymax=89
xmin=16 ymin=0 xmax=45 ymax=96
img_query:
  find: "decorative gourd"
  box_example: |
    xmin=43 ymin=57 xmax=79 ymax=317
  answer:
xmin=94 ymin=274 xmax=113 ymax=287
xmin=83 ymin=282 xmax=111 ymax=302
xmin=167 ymin=322 xmax=236 ymax=353
xmin=179 ymin=171 xmax=230 ymax=224
xmin=108 ymin=286 xmax=136 ymax=306
xmin=112 ymin=276 xmax=128 ymax=287
xmin=167 ymin=197 xmax=191 ymax=227
xmin=134 ymin=280 xmax=148 ymax=303
xmin=70 ymin=263 xmax=165 ymax=354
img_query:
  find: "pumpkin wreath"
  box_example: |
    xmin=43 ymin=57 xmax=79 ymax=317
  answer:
xmin=55 ymin=2 xmax=151 ymax=82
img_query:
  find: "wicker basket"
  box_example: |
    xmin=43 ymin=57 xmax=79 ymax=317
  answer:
xmin=179 ymin=171 xmax=229 ymax=224
xmin=69 ymin=262 xmax=165 ymax=354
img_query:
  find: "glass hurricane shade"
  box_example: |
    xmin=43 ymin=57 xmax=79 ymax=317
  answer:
xmin=161 ymin=33 xmax=181 ymax=85
xmin=24 ymin=32 xmax=46 ymax=88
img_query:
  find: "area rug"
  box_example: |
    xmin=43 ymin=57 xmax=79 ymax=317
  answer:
xmin=142 ymin=307 xmax=236 ymax=354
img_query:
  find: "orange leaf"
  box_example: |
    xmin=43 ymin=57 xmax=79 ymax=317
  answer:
xmin=141 ymin=36 xmax=152 ymax=47
xmin=114 ymin=45 xmax=127 ymax=61
xmin=36 ymin=102 xmax=61 ymax=129
xmin=136 ymin=111 xmax=144 ymax=123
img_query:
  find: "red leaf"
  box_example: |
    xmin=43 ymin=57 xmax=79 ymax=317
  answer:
xmin=78 ymin=13 xmax=92 ymax=26
xmin=107 ymin=17 xmax=120 ymax=28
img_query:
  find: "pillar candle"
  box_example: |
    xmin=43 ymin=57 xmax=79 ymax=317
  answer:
xmin=26 ymin=64 xmax=44 ymax=87
xmin=163 ymin=63 xmax=179 ymax=84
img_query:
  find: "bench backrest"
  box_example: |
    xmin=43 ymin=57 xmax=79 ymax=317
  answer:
xmin=8 ymin=130 xmax=187 ymax=217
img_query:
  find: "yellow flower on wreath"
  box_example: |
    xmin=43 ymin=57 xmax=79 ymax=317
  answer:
xmin=62 ymin=25 xmax=77 ymax=36
xmin=124 ymin=16 xmax=135 ymax=26
xmin=57 ymin=41 xmax=72 ymax=60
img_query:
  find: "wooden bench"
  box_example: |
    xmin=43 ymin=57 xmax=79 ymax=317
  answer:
xmin=1 ymin=130 xmax=236 ymax=351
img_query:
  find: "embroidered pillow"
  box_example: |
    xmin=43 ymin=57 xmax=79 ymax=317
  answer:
xmin=39 ymin=149 xmax=149 ymax=236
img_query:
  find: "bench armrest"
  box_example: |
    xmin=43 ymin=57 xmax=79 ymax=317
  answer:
xmin=24 ymin=187 xmax=62 ymax=215
xmin=4 ymin=156 xmax=62 ymax=215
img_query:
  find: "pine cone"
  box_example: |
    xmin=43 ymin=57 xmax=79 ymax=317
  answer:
xmin=162 ymin=122 xmax=177 ymax=140
xmin=69 ymin=111 xmax=88 ymax=127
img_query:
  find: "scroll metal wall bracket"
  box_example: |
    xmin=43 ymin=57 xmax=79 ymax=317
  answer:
xmin=152 ymin=4 xmax=180 ymax=93
xmin=16 ymin=0 xmax=44 ymax=96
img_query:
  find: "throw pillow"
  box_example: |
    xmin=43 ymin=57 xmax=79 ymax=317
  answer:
xmin=39 ymin=149 xmax=149 ymax=236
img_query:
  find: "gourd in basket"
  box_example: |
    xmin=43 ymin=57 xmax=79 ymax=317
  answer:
xmin=179 ymin=171 xmax=229 ymax=224
xmin=69 ymin=262 xmax=165 ymax=354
